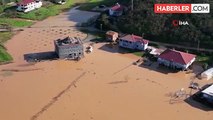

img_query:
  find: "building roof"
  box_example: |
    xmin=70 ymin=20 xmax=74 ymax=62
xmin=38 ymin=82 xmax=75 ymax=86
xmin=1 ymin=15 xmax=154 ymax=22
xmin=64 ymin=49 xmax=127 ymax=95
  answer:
xmin=120 ymin=34 xmax=149 ymax=44
xmin=202 ymin=84 xmax=213 ymax=97
xmin=106 ymin=31 xmax=118 ymax=36
xmin=148 ymin=46 xmax=164 ymax=56
xmin=18 ymin=0 xmax=35 ymax=5
xmin=110 ymin=3 xmax=124 ymax=11
xmin=158 ymin=49 xmax=196 ymax=65
xmin=55 ymin=37 xmax=83 ymax=48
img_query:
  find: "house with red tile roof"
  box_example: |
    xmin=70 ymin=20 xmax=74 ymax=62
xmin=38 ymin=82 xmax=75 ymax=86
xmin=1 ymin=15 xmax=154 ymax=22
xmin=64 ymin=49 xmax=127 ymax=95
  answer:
xmin=109 ymin=3 xmax=124 ymax=16
xmin=17 ymin=0 xmax=42 ymax=12
xmin=119 ymin=34 xmax=149 ymax=50
xmin=157 ymin=49 xmax=196 ymax=70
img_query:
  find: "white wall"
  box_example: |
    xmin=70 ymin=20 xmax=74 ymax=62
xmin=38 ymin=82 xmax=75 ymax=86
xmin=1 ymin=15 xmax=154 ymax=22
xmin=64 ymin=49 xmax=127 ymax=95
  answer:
xmin=158 ymin=57 xmax=196 ymax=70
xmin=201 ymin=68 xmax=213 ymax=80
xmin=109 ymin=9 xmax=123 ymax=16
xmin=17 ymin=1 xmax=42 ymax=12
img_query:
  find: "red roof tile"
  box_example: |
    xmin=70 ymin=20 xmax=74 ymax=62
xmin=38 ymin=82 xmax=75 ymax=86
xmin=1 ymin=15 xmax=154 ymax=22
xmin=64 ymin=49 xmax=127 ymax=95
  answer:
xmin=18 ymin=0 xmax=35 ymax=5
xmin=111 ymin=4 xmax=124 ymax=11
xmin=120 ymin=34 xmax=149 ymax=44
xmin=158 ymin=49 xmax=196 ymax=65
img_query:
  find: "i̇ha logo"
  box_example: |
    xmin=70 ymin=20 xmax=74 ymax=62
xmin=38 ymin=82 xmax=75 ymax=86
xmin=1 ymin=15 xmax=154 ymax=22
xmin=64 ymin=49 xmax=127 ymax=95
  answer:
xmin=172 ymin=20 xmax=189 ymax=27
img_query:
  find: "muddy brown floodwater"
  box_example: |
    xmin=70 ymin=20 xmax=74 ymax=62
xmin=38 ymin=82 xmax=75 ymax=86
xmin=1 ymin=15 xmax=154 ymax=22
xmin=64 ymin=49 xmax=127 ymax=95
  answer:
xmin=0 ymin=7 xmax=212 ymax=120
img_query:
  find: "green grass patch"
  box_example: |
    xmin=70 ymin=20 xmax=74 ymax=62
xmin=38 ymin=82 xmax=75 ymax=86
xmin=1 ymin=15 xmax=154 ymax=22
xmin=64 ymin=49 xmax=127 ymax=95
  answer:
xmin=132 ymin=51 xmax=144 ymax=57
xmin=0 ymin=32 xmax=13 ymax=43
xmin=0 ymin=32 xmax=13 ymax=63
xmin=196 ymin=55 xmax=213 ymax=64
xmin=17 ymin=0 xmax=87 ymax=20
xmin=0 ymin=18 xmax=33 ymax=27
xmin=51 ymin=0 xmax=82 ymax=11
xmin=0 ymin=5 xmax=10 ymax=14
xmin=0 ymin=45 xmax=13 ymax=63
xmin=149 ymin=43 xmax=159 ymax=48
xmin=18 ymin=6 xmax=60 ymax=20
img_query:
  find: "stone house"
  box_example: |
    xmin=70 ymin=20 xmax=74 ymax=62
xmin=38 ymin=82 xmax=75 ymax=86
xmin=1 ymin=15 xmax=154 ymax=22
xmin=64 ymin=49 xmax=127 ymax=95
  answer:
xmin=54 ymin=37 xmax=84 ymax=59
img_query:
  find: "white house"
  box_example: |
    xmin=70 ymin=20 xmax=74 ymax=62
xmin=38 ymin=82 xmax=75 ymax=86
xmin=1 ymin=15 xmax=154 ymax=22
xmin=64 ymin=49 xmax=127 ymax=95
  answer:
xmin=201 ymin=68 xmax=213 ymax=80
xmin=109 ymin=3 xmax=124 ymax=16
xmin=17 ymin=0 xmax=42 ymax=12
xmin=157 ymin=49 xmax=196 ymax=70
xmin=119 ymin=34 xmax=149 ymax=51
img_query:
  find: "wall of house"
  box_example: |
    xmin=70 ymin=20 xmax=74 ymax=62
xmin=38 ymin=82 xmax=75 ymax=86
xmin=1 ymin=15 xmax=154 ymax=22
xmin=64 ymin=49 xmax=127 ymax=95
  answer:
xmin=112 ymin=34 xmax=118 ymax=41
xmin=109 ymin=9 xmax=122 ymax=16
xmin=119 ymin=39 xmax=135 ymax=49
xmin=134 ymin=42 xmax=146 ymax=50
xmin=106 ymin=36 xmax=112 ymax=41
xmin=202 ymin=93 xmax=213 ymax=103
xmin=55 ymin=45 xmax=84 ymax=59
xmin=119 ymin=39 xmax=148 ymax=51
xmin=157 ymin=58 xmax=185 ymax=70
xmin=157 ymin=57 xmax=195 ymax=70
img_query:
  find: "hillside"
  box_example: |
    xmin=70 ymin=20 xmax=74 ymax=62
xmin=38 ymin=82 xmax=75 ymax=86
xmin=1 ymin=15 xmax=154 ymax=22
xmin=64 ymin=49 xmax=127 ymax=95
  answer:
xmin=116 ymin=0 xmax=213 ymax=49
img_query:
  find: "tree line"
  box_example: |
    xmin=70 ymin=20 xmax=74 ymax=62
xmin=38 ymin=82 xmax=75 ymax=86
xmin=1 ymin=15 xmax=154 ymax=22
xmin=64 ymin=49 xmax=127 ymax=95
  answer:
xmin=117 ymin=0 xmax=212 ymax=49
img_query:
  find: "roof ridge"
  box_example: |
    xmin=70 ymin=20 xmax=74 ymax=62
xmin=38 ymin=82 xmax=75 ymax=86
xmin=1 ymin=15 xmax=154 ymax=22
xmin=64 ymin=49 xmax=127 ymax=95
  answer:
xmin=177 ymin=51 xmax=187 ymax=64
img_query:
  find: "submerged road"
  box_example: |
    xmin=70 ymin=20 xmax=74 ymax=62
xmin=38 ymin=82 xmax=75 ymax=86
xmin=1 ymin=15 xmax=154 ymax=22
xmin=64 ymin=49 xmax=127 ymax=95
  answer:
xmin=149 ymin=41 xmax=213 ymax=52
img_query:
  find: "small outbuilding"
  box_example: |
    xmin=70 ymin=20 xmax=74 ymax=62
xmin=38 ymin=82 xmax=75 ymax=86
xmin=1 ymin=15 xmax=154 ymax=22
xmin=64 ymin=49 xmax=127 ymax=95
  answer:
xmin=201 ymin=68 xmax=213 ymax=80
xmin=106 ymin=31 xmax=118 ymax=42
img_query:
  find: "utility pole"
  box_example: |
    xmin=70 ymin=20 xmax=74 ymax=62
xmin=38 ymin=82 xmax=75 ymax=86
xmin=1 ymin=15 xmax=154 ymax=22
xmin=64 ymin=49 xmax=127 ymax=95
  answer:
xmin=100 ymin=24 xmax=103 ymax=31
xmin=141 ymin=33 xmax=144 ymax=39
xmin=131 ymin=0 xmax=134 ymax=11
xmin=197 ymin=40 xmax=200 ymax=51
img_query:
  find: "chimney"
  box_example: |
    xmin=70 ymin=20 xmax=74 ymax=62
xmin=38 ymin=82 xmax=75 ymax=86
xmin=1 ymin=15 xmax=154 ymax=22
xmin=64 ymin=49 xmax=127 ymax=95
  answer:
xmin=116 ymin=3 xmax=120 ymax=6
